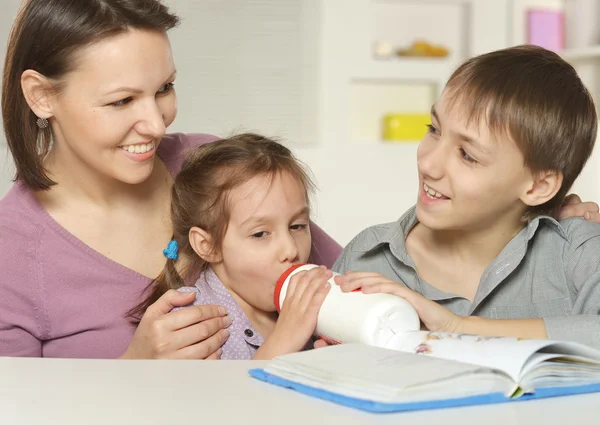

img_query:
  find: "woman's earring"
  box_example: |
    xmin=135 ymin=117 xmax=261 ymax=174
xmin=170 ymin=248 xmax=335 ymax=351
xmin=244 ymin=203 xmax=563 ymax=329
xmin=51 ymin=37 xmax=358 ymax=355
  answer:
xmin=36 ymin=117 xmax=49 ymax=129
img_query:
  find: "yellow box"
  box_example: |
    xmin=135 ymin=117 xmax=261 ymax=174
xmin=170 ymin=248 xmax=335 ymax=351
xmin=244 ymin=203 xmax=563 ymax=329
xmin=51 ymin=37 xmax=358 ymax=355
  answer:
xmin=382 ymin=113 xmax=430 ymax=142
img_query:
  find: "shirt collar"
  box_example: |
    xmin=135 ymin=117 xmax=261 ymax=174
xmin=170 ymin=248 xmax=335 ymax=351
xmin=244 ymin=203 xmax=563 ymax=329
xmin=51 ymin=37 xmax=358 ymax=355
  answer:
xmin=363 ymin=205 xmax=567 ymax=262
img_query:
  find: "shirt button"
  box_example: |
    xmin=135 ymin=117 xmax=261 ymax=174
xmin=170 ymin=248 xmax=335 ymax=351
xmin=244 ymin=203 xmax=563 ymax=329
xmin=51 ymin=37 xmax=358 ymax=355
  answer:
xmin=244 ymin=329 xmax=254 ymax=337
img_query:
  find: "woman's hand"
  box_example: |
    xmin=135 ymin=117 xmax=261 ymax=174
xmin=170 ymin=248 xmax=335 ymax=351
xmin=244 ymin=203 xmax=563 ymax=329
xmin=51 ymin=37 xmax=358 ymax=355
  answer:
xmin=121 ymin=290 xmax=231 ymax=359
xmin=254 ymin=266 xmax=331 ymax=360
xmin=559 ymin=193 xmax=600 ymax=222
xmin=335 ymin=271 xmax=464 ymax=334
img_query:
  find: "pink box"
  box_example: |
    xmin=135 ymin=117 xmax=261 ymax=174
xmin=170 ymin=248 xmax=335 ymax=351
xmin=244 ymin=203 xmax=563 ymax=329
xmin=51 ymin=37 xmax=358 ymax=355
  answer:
xmin=527 ymin=9 xmax=564 ymax=52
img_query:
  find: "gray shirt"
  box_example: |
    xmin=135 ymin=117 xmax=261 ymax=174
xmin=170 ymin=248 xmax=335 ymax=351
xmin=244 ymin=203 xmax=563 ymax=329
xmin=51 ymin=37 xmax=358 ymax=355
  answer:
xmin=332 ymin=206 xmax=600 ymax=349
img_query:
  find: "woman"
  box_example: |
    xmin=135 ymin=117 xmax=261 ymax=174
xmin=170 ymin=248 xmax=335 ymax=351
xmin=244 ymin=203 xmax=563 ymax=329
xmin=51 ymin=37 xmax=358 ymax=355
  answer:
xmin=0 ymin=0 xmax=340 ymax=359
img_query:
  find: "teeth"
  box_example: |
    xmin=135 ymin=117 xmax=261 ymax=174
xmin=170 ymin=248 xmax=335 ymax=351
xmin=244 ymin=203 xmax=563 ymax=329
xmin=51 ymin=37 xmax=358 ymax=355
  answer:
xmin=120 ymin=141 xmax=155 ymax=154
xmin=423 ymin=183 xmax=445 ymax=199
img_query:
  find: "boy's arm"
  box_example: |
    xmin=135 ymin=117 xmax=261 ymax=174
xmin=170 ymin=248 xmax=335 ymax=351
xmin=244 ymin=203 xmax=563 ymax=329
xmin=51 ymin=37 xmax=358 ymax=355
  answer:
xmin=537 ymin=229 xmax=600 ymax=347
xmin=459 ymin=268 xmax=600 ymax=346
xmin=457 ymin=317 xmax=547 ymax=340
xmin=449 ymin=227 xmax=600 ymax=347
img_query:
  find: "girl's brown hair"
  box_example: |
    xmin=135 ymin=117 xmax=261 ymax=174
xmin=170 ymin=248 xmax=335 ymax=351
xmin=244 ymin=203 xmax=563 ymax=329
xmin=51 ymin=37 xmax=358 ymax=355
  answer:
xmin=2 ymin=0 xmax=179 ymax=190
xmin=129 ymin=133 xmax=315 ymax=319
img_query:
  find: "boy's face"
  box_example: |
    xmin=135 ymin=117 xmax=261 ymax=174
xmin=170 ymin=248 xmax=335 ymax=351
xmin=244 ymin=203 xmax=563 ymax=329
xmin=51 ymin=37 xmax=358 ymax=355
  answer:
xmin=415 ymin=90 xmax=534 ymax=232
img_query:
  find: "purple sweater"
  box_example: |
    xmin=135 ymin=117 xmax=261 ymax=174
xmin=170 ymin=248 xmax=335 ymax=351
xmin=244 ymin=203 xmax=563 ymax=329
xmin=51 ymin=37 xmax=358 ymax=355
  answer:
xmin=0 ymin=133 xmax=342 ymax=358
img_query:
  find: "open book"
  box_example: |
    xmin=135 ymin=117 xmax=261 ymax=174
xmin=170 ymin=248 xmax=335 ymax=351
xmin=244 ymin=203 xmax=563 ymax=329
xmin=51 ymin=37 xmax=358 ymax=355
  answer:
xmin=249 ymin=331 xmax=600 ymax=413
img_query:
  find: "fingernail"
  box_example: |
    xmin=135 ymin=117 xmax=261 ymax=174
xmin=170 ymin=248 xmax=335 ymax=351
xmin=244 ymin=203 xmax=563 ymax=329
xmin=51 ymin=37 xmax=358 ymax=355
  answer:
xmin=218 ymin=306 xmax=227 ymax=315
xmin=216 ymin=348 xmax=223 ymax=359
xmin=221 ymin=329 xmax=230 ymax=339
xmin=585 ymin=212 xmax=591 ymax=220
xmin=224 ymin=316 xmax=232 ymax=326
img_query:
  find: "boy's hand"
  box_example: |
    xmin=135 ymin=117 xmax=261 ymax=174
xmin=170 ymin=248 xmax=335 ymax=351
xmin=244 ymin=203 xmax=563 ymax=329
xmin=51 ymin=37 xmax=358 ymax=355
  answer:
xmin=253 ymin=266 xmax=331 ymax=360
xmin=559 ymin=193 xmax=600 ymax=222
xmin=335 ymin=271 xmax=464 ymax=334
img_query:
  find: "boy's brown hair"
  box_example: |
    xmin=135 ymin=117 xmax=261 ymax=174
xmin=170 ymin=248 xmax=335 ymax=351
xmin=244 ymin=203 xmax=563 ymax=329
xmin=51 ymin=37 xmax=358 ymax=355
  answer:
xmin=444 ymin=45 xmax=597 ymax=219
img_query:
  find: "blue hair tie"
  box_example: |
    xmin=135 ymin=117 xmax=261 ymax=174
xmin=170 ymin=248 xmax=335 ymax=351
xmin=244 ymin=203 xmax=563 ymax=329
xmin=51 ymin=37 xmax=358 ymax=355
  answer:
xmin=163 ymin=240 xmax=179 ymax=261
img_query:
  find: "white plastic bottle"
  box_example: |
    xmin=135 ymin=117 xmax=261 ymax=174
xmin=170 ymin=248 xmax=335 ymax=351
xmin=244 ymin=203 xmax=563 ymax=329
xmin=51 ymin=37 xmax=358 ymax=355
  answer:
xmin=274 ymin=264 xmax=420 ymax=347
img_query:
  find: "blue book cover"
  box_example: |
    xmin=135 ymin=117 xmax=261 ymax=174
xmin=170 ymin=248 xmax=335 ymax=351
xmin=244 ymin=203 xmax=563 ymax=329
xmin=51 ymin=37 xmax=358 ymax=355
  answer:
xmin=247 ymin=340 xmax=600 ymax=413
xmin=248 ymin=368 xmax=600 ymax=413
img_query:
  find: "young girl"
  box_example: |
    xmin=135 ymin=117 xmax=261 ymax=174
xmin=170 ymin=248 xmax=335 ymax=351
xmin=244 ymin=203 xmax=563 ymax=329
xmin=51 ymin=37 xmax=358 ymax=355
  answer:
xmin=132 ymin=133 xmax=333 ymax=359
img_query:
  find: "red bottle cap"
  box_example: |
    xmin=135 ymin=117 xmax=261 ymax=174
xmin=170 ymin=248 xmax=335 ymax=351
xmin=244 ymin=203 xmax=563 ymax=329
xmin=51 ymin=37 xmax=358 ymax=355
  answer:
xmin=273 ymin=263 xmax=307 ymax=312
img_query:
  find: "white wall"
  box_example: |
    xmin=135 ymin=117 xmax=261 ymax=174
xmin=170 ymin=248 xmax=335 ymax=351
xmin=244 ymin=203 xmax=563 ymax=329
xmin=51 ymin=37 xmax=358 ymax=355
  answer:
xmin=0 ymin=145 xmax=12 ymax=196
xmin=0 ymin=1 xmax=19 ymax=196
xmin=1 ymin=0 xmax=600 ymax=247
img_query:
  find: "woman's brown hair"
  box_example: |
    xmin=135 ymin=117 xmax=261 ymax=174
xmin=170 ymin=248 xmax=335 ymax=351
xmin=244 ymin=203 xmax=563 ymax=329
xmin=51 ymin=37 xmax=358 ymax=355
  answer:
xmin=129 ymin=133 xmax=315 ymax=320
xmin=1 ymin=0 xmax=179 ymax=190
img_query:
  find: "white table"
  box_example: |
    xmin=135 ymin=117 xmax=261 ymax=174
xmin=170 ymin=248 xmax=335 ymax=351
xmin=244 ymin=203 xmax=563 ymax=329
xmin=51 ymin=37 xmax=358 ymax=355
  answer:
xmin=0 ymin=357 xmax=598 ymax=425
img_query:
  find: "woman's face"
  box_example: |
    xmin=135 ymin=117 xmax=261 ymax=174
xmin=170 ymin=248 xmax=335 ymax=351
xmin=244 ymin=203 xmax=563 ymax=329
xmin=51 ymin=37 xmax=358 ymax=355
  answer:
xmin=46 ymin=29 xmax=177 ymax=185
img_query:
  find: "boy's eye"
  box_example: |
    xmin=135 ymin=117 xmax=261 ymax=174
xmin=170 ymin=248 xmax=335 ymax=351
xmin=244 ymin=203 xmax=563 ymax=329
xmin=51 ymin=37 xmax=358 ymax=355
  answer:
xmin=459 ymin=147 xmax=477 ymax=163
xmin=157 ymin=82 xmax=175 ymax=95
xmin=290 ymin=223 xmax=308 ymax=231
xmin=426 ymin=124 xmax=440 ymax=135
xmin=251 ymin=231 xmax=268 ymax=239
xmin=110 ymin=97 xmax=133 ymax=107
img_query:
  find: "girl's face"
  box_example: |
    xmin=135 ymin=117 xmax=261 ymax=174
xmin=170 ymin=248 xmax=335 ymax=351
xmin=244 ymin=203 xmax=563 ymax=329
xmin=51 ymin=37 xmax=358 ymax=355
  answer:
xmin=46 ymin=29 xmax=177 ymax=185
xmin=211 ymin=171 xmax=312 ymax=312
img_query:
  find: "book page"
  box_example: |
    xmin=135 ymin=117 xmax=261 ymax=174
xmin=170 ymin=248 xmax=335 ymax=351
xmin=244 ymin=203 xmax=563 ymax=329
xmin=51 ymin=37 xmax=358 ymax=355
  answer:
xmin=518 ymin=341 xmax=600 ymax=388
xmin=265 ymin=343 xmax=514 ymax=403
xmin=385 ymin=331 xmax=557 ymax=383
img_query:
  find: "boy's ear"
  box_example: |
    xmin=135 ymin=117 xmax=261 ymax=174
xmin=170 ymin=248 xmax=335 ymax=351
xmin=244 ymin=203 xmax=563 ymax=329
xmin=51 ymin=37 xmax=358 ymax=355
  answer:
xmin=21 ymin=69 xmax=55 ymax=119
xmin=189 ymin=227 xmax=222 ymax=263
xmin=521 ymin=170 xmax=563 ymax=207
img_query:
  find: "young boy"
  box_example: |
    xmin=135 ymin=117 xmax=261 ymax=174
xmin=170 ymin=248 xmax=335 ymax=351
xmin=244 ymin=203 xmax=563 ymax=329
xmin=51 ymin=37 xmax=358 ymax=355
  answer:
xmin=333 ymin=45 xmax=600 ymax=349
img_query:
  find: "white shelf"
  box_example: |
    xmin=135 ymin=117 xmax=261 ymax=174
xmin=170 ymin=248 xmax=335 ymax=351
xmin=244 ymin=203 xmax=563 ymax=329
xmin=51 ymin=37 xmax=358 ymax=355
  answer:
xmin=349 ymin=140 xmax=421 ymax=146
xmin=352 ymin=57 xmax=457 ymax=82
xmin=562 ymin=45 xmax=600 ymax=62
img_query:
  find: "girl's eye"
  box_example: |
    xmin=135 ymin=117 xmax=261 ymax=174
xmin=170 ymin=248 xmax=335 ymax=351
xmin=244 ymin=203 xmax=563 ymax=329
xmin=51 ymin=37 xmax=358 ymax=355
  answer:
xmin=251 ymin=231 xmax=268 ymax=239
xmin=426 ymin=124 xmax=440 ymax=135
xmin=157 ymin=82 xmax=175 ymax=95
xmin=290 ymin=223 xmax=308 ymax=231
xmin=110 ymin=97 xmax=133 ymax=107
xmin=459 ymin=147 xmax=477 ymax=163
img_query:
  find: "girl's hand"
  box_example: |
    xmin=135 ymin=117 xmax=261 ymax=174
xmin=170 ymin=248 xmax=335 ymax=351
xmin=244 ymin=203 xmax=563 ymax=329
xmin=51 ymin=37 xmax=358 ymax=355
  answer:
xmin=254 ymin=266 xmax=331 ymax=360
xmin=335 ymin=271 xmax=464 ymax=334
xmin=121 ymin=290 xmax=231 ymax=359
xmin=559 ymin=193 xmax=600 ymax=222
